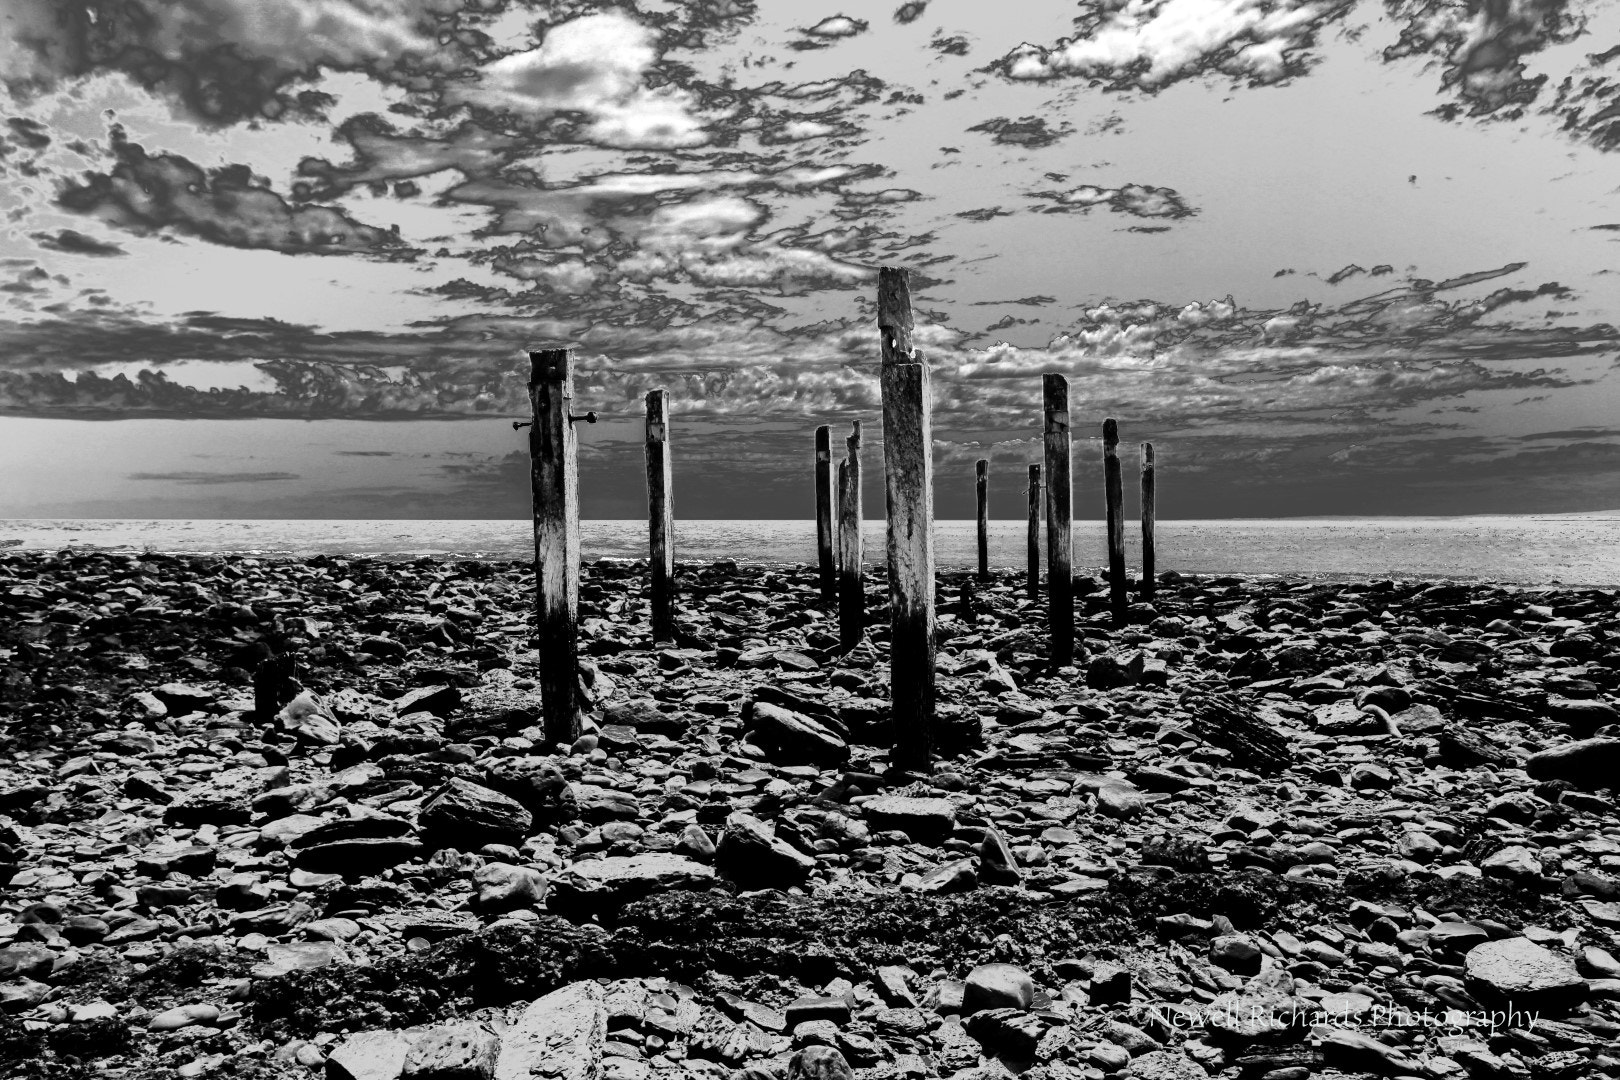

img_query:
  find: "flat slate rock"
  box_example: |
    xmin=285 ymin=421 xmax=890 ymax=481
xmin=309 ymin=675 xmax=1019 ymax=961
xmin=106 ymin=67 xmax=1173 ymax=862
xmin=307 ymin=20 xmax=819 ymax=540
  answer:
xmin=862 ymin=796 xmax=957 ymax=843
xmin=1464 ymin=938 xmax=1588 ymax=1008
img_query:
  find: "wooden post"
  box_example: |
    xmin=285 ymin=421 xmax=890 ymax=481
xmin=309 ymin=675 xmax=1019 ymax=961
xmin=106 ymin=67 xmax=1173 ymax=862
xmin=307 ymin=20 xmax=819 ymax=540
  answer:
xmin=838 ymin=421 xmax=864 ymax=649
xmin=1104 ymin=417 xmax=1127 ymax=626
xmin=1140 ymin=442 xmax=1156 ymax=601
xmin=1043 ymin=375 xmax=1073 ymax=667
xmin=645 ymin=389 xmax=675 ymax=641
xmin=815 ymin=425 xmax=836 ymax=604
xmin=975 ymin=458 xmax=989 ymax=583
xmin=528 ymin=348 xmax=581 ymax=747
xmin=253 ymin=653 xmax=296 ymax=726
xmin=879 ymin=266 xmax=936 ymax=772
xmin=1026 ymin=463 xmax=1041 ymax=601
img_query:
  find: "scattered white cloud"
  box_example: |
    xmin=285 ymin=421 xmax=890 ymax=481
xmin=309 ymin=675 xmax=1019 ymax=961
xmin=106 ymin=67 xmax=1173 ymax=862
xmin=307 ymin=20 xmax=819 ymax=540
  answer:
xmin=1000 ymin=0 xmax=1350 ymax=91
xmin=449 ymin=12 xmax=709 ymax=148
xmin=804 ymin=16 xmax=869 ymax=38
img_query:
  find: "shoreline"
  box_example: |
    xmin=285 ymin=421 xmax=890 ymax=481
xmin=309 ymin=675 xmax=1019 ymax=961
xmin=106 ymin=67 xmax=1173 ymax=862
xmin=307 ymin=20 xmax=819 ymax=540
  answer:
xmin=5 ymin=516 xmax=1620 ymax=587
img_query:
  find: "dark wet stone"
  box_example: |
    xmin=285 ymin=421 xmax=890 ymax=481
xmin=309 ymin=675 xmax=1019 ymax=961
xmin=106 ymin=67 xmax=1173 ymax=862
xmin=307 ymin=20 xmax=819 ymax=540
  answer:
xmin=418 ymin=778 xmax=533 ymax=850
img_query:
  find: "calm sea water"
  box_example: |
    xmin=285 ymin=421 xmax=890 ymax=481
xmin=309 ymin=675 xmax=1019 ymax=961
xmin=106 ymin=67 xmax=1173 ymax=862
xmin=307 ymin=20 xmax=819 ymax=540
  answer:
xmin=5 ymin=516 xmax=1620 ymax=587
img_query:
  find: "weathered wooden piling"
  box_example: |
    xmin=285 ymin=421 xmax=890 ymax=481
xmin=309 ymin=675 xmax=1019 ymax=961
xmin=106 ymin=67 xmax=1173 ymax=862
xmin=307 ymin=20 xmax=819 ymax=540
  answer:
xmin=838 ymin=420 xmax=864 ymax=648
xmin=815 ymin=425 xmax=836 ymax=604
xmin=975 ymin=458 xmax=989 ymax=583
xmin=253 ymin=653 xmax=296 ymax=726
xmin=878 ymin=266 xmax=936 ymax=771
xmin=1140 ymin=442 xmax=1156 ymax=600
xmin=1026 ymin=463 xmax=1041 ymax=600
xmin=528 ymin=347 xmax=582 ymax=747
xmin=1103 ymin=417 xmax=1127 ymax=625
xmin=1043 ymin=376 xmax=1073 ymax=667
xmin=644 ymin=388 xmax=675 ymax=641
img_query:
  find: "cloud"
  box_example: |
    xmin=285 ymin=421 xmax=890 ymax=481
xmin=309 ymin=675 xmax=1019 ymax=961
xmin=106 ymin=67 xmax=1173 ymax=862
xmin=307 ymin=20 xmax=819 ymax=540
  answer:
xmin=967 ymin=116 xmax=1071 ymax=148
xmin=804 ymin=16 xmax=869 ymax=38
xmin=128 ymin=471 xmax=300 ymax=484
xmin=30 ymin=229 xmax=127 ymax=257
xmin=4 ymin=0 xmax=460 ymax=124
xmin=57 ymin=130 xmax=411 ymax=256
xmin=997 ymin=0 xmax=1353 ymax=92
xmin=1029 ymin=183 xmax=1197 ymax=219
xmin=448 ymin=12 xmax=709 ymax=149
xmin=1384 ymin=0 xmax=1583 ymax=118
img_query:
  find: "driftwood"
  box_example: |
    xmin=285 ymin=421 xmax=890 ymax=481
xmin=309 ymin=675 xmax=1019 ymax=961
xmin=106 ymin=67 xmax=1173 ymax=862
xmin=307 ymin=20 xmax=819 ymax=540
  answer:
xmin=1178 ymin=688 xmax=1295 ymax=774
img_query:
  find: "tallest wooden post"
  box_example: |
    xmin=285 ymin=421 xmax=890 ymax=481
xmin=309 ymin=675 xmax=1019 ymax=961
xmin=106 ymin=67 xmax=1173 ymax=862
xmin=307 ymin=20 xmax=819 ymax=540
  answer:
xmin=878 ymin=266 xmax=936 ymax=771
xmin=528 ymin=348 xmax=581 ymax=748
xmin=1043 ymin=375 xmax=1074 ymax=668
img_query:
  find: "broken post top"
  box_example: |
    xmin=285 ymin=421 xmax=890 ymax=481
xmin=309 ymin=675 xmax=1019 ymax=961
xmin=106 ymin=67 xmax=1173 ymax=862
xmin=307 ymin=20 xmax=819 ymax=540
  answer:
xmin=877 ymin=266 xmax=915 ymax=363
xmin=1141 ymin=442 xmax=1154 ymax=463
xmin=529 ymin=348 xmax=573 ymax=383
xmin=815 ymin=425 xmax=831 ymax=456
xmin=849 ymin=418 xmax=862 ymax=443
xmin=976 ymin=459 xmax=988 ymax=476
xmin=1043 ymin=374 xmax=1068 ymax=424
xmin=1104 ymin=417 xmax=1119 ymax=449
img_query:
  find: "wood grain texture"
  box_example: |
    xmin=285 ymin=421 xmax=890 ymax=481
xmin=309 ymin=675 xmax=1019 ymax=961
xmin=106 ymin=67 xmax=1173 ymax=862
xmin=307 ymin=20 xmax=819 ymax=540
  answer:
xmin=1140 ymin=441 xmax=1156 ymax=601
xmin=880 ymin=295 xmax=936 ymax=770
xmin=529 ymin=348 xmax=580 ymax=747
xmin=1103 ymin=417 xmax=1127 ymax=626
xmin=975 ymin=458 xmax=989 ymax=582
xmin=644 ymin=388 xmax=675 ymax=641
xmin=1043 ymin=374 xmax=1073 ymax=667
xmin=838 ymin=421 xmax=864 ymax=649
xmin=815 ymin=425 xmax=835 ymax=604
xmin=1026 ymin=462 xmax=1041 ymax=601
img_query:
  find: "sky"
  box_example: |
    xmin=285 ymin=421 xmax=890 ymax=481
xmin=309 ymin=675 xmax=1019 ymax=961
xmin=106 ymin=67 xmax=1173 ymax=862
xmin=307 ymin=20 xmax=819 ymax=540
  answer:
xmin=1 ymin=0 xmax=1619 ymax=520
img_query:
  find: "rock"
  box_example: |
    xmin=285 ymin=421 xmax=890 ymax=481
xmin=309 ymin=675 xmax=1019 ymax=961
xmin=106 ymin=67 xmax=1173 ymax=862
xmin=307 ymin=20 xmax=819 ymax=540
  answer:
xmin=978 ymin=828 xmax=1021 ymax=885
xmin=787 ymin=1045 xmax=854 ymax=1080
xmin=716 ymin=812 xmax=816 ymax=888
xmin=418 ymin=779 xmax=533 ymax=850
xmin=962 ymin=963 xmax=1034 ymax=1015
xmin=1097 ymin=782 xmax=1148 ymax=819
xmin=496 ymin=981 xmax=605 ymax=1080
xmin=551 ymin=853 xmax=716 ymax=909
xmin=963 ymin=1007 xmax=1047 ymax=1059
xmin=327 ymin=1029 xmax=420 ymax=1080
xmin=1482 ymin=845 xmax=1543 ymax=881
xmin=863 ymin=796 xmax=956 ymax=844
xmin=914 ymin=858 xmax=977 ymax=894
xmin=473 ymin=863 xmax=547 ymax=911
xmin=748 ymin=702 xmax=849 ymax=767
xmin=572 ymin=784 xmax=641 ymax=824
xmin=396 ymin=684 xmax=461 ymax=717
xmin=293 ymin=837 xmax=425 ymax=876
xmin=1210 ymin=934 xmax=1264 ymax=975
xmin=1123 ymin=1051 xmax=1210 ymax=1080
xmin=153 ymin=682 xmax=215 ymax=713
xmin=1464 ymin=938 xmax=1587 ymax=1009
xmin=1320 ymin=1029 xmax=1421 ymax=1076
xmin=148 ymin=1003 xmax=220 ymax=1031
xmin=402 ymin=1021 xmax=500 ymax=1080
xmin=1526 ymin=738 xmax=1620 ymax=789
xmin=0 ymin=943 xmax=55 ymax=981
xmin=480 ymin=758 xmax=579 ymax=827
xmin=163 ymin=766 xmax=274 ymax=826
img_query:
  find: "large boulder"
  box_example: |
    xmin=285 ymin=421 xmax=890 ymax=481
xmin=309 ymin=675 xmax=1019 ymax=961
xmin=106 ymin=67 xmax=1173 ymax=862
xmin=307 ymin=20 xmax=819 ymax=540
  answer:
xmin=1464 ymin=938 xmax=1587 ymax=1010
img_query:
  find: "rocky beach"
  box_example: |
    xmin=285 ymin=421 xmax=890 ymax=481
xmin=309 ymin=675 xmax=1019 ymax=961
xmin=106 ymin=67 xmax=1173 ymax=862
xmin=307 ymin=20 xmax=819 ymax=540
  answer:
xmin=5 ymin=549 xmax=1620 ymax=1080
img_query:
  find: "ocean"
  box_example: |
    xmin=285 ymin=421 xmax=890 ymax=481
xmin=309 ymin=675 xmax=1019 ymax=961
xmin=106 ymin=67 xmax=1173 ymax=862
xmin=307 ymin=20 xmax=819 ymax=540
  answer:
xmin=4 ymin=516 xmax=1620 ymax=587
